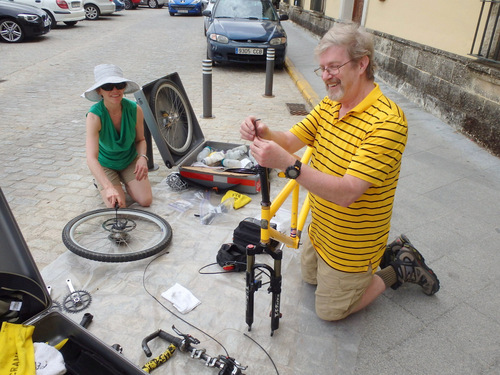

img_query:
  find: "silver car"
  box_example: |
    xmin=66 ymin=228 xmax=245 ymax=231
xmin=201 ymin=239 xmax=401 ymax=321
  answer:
xmin=139 ymin=0 xmax=165 ymax=8
xmin=84 ymin=0 xmax=115 ymax=20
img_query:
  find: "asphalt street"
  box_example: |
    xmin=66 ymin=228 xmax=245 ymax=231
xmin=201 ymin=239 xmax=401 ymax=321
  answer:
xmin=1 ymin=7 xmax=499 ymax=375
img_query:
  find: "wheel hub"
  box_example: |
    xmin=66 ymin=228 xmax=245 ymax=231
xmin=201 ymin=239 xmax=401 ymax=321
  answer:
xmin=103 ymin=217 xmax=137 ymax=244
xmin=160 ymin=110 xmax=177 ymax=128
xmin=108 ymin=231 xmax=131 ymax=244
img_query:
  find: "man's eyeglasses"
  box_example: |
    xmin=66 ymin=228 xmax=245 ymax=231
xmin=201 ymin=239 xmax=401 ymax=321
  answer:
xmin=314 ymin=60 xmax=354 ymax=77
xmin=100 ymin=82 xmax=127 ymax=91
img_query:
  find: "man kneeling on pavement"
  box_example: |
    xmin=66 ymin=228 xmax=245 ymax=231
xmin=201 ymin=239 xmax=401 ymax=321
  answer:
xmin=240 ymin=22 xmax=440 ymax=321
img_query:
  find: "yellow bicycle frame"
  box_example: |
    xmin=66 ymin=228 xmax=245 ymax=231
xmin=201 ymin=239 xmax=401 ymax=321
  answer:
xmin=260 ymin=146 xmax=313 ymax=250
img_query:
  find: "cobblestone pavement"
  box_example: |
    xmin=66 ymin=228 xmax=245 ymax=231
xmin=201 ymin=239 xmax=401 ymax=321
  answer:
xmin=0 ymin=9 xmax=307 ymax=269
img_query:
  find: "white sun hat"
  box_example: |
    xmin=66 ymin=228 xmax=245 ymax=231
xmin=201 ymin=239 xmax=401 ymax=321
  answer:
xmin=82 ymin=64 xmax=140 ymax=102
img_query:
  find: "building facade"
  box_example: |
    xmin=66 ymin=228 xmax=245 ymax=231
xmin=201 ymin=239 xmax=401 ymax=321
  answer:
xmin=281 ymin=0 xmax=500 ymax=156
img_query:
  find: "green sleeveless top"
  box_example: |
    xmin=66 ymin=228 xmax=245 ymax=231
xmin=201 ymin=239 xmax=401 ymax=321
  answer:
xmin=89 ymin=98 xmax=138 ymax=170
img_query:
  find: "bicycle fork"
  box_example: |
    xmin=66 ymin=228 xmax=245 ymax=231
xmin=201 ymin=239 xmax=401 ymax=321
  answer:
xmin=245 ymin=244 xmax=283 ymax=336
xmin=245 ymin=166 xmax=283 ymax=336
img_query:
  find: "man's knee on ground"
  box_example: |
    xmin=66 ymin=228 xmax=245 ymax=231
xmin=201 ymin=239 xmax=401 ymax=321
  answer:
xmin=316 ymin=304 xmax=351 ymax=321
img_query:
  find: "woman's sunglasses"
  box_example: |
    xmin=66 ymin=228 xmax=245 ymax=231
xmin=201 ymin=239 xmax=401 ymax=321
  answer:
xmin=100 ymin=82 xmax=127 ymax=91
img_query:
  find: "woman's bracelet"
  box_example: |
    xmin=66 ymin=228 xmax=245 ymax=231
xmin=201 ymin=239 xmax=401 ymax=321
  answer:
xmin=139 ymin=154 xmax=149 ymax=161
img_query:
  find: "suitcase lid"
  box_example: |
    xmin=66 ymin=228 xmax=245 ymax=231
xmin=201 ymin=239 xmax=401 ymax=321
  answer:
xmin=0 ymin=188 xmax=51 ymax=324
xmin=134 ymin=72 xmax=206 ymax=169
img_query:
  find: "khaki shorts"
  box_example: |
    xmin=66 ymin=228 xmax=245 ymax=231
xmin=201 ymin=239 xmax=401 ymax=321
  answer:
xmin=95 ymin=156 xmax=138 ymax=189
xmin=301 ymin=235 xmax=373 ymax=321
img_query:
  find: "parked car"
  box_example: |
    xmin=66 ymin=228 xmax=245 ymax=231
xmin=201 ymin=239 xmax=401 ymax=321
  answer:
xmin=204 ymin=0 xmax=288 ymax=68
xmin=139 ymin=0 xmax=164 ymax=8
xmin=168 ymin=0 xmax=203 ymax=16
xmin=84 ymin=0 xmax=115 ymax=20
xmin=10 ymin=0 xmax=85 ymax=28
xmin=112 ymin=0 xmax=124 ymax=11
xmin=0 ymin=0 xmax=51 ymax=42
xmin=122 ymin=0 xmax=139 ymax=9
xmin=203 ymin=0 xmax=215 ymax=34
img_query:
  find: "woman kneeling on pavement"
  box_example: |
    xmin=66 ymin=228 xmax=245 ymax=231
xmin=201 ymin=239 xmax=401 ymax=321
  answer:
xmin=82 ymin=64 xmax=152 ymax=208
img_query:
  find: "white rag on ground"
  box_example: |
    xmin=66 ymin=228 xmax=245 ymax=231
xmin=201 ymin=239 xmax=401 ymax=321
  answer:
xmin=34 ymin=342 xmax=66 ymax=375
xmin=161 ymin=283 xmax=201 ymax=314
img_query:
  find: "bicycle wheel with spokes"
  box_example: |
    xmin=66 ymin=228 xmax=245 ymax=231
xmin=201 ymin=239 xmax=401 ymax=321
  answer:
xmin=149 ymin=78 xmax=193 ymax=155
xmin=62 ymin=208 xmax=172 ymax=263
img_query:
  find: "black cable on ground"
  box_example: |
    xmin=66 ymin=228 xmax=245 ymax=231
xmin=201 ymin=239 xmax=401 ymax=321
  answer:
xmin=144 ymin=252 xmax=280 ymax=375
xmin=141 ymin=252 xmax=230 ymax=357
xmin=243 ymin=333 xmax=280 ymax=375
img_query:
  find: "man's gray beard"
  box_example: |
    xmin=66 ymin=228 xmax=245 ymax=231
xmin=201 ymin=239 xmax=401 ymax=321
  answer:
xmin=327 ymin=84 xmax=344 ymax=102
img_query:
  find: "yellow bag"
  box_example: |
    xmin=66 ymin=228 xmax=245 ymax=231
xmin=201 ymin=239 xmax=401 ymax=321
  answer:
xmin=0 ymin=321 xmax=36 ymax=375
xmin=221 ymin=190 xmax=251 ymax=209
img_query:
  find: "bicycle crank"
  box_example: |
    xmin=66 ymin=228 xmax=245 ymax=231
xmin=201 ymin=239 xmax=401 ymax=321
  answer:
xmin=47 ymin=285 xmax=62 ymax=312
xmin=62 ymin=279 xmax=92 ymax=313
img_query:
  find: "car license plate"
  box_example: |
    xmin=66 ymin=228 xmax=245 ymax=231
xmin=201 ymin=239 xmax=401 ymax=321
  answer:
xmin=236 ymin=48 xmax=263 ymax=55
xmin=178 ymin=9 xmax=188 ymax=13
xmin=71 ymin=1 xmax=80 ymax=8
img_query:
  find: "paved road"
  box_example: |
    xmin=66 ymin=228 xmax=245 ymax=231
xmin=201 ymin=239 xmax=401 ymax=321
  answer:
xmin=0 ymin=8 xmax=307 ymax=269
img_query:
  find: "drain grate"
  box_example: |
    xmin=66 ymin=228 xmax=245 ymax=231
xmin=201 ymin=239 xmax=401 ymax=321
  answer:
xmin=286 ymin=103 xmax=309 ymax=116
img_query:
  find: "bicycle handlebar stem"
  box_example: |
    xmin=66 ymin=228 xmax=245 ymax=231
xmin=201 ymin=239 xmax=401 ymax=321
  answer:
xmin=142 ymin=327 xmax=246 ymax=374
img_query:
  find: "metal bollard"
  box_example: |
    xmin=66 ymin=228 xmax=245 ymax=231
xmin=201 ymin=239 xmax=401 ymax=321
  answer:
xmin=264 ymin=48 xmax=275 ymax=98
xmin=202 ymin=59 xmax=214 ymax=118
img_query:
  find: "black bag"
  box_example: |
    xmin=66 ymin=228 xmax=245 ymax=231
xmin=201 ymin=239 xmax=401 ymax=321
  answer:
xmin=0 ymin=272 xmax=50 ymax=324
xmin=216 ymin=243 xmax=247 ymax=272
xmin=232 ymin=217 xmax=279 ymax=250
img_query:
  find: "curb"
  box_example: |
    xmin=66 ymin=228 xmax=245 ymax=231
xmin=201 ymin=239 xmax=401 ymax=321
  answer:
xmin=284 ymin=56 xmax=320 ymax=110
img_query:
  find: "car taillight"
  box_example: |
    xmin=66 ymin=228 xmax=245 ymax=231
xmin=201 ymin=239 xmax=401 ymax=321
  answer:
xmin=56 ymin=0 xmax=70 ymax=9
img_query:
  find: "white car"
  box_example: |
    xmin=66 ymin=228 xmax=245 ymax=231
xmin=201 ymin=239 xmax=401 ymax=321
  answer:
xmin=11 ymin=0 xmax=85 ymax=27
xmin=84 ymin=0 xmax=115 ymax=20
xmin=203 ymin=0 xmax=215 ymax=34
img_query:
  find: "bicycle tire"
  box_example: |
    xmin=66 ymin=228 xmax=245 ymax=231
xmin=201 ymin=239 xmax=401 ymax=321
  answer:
xmin=62 ymin=208 xmax=172 ymax=263
xmin=149 ymin=78 xmax=193 ymax=155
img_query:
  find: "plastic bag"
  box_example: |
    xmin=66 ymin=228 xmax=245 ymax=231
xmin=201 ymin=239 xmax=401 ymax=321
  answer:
xmin=199 ymin=196 xmax=234 ymax=225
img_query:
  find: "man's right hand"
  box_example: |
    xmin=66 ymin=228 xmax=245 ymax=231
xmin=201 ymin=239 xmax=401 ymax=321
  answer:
xmin=240 ymin=116 xmax=268 ymax=141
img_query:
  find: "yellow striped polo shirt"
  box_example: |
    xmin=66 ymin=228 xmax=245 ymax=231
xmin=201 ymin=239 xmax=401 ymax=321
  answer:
xmin=290 ymin=83 xmax=408 ymax=273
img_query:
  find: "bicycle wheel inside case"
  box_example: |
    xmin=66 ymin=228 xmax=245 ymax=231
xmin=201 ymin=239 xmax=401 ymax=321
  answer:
xmin=62 ymin=208 xmax=172 ymax=263
xmin=149 ymin=78 xmax=193 ymax=155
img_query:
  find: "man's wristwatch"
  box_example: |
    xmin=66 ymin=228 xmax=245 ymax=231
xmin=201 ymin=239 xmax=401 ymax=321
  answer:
xmin=285 ymin=160 xmax=302 ymax=179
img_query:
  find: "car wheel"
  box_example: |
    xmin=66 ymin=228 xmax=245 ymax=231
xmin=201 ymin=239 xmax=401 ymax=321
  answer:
xmin=46 ymin=11 xmax=57 ymax=28
xmin=64 ymin=21 xmax=78 ymax=26
xmin=85 ymin=4 xmax=100 ymax=20
xmin=0 ymin=19 xmax=25 ymax=43
xmin=148 ymin=0 xmax=158 ymax=8
xmin=124 ymin=0 xmax=133 ymax=10
xmin=206 ymin=49 xmax=215 ymax=65
xmin=169 ymin=11 xmax=174 ymax=16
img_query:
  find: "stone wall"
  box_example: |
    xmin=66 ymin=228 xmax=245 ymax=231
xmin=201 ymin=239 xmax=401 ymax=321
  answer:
xmin=282 ymin=4 xmax=500 ymax=156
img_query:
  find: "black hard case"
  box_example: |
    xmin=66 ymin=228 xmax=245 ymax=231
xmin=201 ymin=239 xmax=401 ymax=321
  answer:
xmin=0 ymin=188 xmax=145 ymax=374
xmin=134 ymin=73 xmax=261 ymax=194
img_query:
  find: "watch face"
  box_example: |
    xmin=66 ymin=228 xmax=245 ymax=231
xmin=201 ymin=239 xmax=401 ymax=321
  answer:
xmin=286 ymin=167 xmax=299 ymax=179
